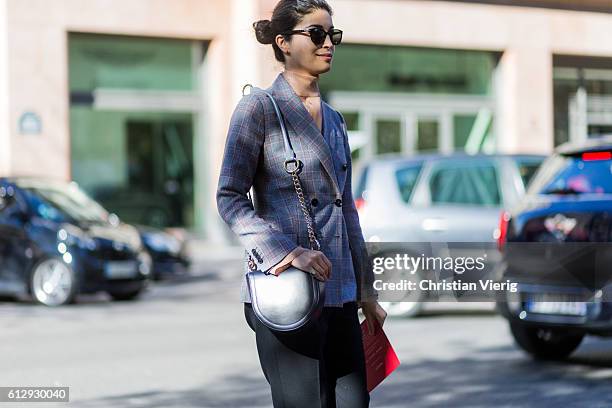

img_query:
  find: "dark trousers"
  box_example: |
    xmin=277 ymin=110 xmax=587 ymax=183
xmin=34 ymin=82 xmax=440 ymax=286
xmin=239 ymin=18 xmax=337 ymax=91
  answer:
xmin=244 ymin=302 xmax=370 ymax=408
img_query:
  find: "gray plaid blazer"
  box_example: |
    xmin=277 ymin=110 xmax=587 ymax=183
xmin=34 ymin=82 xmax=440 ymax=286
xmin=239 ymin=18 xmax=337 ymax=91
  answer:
xmin=216 ymin=72 xmax=377 ymax=307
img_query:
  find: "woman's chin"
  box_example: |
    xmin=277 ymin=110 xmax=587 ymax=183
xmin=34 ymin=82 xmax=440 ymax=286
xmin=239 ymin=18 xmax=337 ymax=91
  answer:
xmin=314 ymin=63 xmax=332 ymax=75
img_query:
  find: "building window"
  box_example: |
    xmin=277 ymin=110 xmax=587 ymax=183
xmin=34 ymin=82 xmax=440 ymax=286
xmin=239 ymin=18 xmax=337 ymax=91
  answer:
xmin=69 ymin=33 xmax=202 ymax=228
xmin=321 ymin=44 xmax=497 ymax=162
xmin=554 ymin=55 xmax=612 ymax=147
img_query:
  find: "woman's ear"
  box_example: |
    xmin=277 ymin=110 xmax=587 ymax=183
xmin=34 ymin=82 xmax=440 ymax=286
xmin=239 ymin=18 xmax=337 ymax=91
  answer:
xmin=275 ymin=34 xmax=290 ymax=55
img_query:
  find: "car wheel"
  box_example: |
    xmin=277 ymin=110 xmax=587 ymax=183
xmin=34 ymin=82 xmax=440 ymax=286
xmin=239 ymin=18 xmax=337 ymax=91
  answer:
xmin=509 ymin=322 xmax=584 ymax=360
xmin=108 ymin=288 xmax=144 ymax=301
xmin=29 ymin=258 xmax=77 ymax=306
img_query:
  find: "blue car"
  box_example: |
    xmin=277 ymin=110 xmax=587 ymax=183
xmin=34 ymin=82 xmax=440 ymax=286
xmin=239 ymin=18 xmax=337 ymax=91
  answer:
xmin=0 ymin=177 xmax=152 ymax=306
xmin=497 ymin=136 xmax=612 ymax=359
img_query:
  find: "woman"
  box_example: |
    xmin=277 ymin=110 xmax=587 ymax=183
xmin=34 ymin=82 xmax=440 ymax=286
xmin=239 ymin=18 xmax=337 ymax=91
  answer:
xmin=216 ymin=0 xmax=386 ymax=406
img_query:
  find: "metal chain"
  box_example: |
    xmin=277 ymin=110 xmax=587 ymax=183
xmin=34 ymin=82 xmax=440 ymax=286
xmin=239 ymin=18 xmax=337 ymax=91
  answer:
xmin=290 ymin=169 xmax=321 ymax=251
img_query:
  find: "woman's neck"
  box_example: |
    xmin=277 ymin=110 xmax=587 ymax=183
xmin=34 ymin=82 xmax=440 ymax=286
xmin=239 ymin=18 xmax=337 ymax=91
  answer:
xmin=282 ymin=69 xmax=320 ymax=97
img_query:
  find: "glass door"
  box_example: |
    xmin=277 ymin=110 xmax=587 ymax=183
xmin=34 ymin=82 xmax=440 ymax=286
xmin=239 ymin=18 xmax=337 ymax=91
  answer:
xmin=374 ymin=116 xmax=403 ymax=155
xmin=416 ymin=116 xmax=441 ymax=152
xmin=330 ymin=92 xmax=495 ymax=162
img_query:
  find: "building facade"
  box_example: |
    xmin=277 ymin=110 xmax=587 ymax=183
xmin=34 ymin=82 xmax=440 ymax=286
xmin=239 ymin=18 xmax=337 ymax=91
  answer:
xmin=1 ymin=0 xmax=612 ymax=242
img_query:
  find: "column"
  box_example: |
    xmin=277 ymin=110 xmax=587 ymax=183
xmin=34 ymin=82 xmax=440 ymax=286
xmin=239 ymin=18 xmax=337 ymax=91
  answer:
xmin=495 ymin=46 xmax=554 ymax=154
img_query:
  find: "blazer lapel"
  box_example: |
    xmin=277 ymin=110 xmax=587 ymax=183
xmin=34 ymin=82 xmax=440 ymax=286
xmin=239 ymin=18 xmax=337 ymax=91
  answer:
xmin=268 ymin=73 xmax=341 ymax=197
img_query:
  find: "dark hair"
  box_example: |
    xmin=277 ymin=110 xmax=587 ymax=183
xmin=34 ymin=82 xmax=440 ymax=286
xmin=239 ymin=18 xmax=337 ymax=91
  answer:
xmin=253 ymin=0 xmax=333 ymax=63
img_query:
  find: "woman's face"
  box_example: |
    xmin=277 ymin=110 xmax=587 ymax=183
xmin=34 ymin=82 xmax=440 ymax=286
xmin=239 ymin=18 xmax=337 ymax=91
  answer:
xmin=277 ymin=9 xmax=335 ymax=76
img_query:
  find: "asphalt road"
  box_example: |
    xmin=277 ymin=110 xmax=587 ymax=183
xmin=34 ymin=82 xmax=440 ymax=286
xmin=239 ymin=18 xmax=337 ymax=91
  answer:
xmin=2 ymin=262 xmax=612 ymax=408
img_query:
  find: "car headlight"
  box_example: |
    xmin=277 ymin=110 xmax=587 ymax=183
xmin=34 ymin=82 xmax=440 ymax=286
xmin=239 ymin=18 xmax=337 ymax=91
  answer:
xmin=144 ymin=232 xmax=182 ymax=254
xmin=506 ymin=289 xmax=522 ymax=313
xmin=138 ymin=251 xmax=152 ymax=276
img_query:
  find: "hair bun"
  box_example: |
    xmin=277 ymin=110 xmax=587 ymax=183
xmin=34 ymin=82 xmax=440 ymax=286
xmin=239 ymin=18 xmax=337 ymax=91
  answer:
xmin=253 ymin=19 xmax=275 ymax=45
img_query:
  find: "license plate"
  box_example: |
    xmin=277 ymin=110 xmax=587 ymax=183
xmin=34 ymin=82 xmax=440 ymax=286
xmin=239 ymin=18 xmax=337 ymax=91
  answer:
xmin=104 ymin=261 xmax=138 ymax=279
xmin=526 ymin=294 xmax=587 ymax=316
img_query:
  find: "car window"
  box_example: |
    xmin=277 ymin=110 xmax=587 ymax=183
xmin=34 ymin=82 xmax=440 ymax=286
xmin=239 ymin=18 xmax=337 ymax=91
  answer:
xmin=395 ymin=164 xmax=423 ymax=203
xmin=513 ymin=157 xmax=543 ymax=188
xmin=429 ymin=160 xmax=501 ymax=206
xmin=354 ymin=165 xmax=369 ymax=200
xmin=529 ymin=152 xmax=612 ymax=195
xmin=16 ymin=180 xmax=109 ymax=223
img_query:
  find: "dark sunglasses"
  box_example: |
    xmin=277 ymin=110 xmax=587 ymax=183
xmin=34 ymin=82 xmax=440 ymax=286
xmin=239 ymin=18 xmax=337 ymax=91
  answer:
xmin=282 ymin=27 xmax=343 ymax=46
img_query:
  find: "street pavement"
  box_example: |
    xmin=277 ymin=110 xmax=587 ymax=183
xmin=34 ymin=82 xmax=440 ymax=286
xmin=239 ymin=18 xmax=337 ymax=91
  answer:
xmin=2 ymin=259 xmax=612 ymax=408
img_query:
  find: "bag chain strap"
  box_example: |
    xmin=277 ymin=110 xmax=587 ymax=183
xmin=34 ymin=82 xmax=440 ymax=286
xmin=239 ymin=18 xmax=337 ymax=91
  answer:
xmin=290 ymin=170 xmax=320 ymax=252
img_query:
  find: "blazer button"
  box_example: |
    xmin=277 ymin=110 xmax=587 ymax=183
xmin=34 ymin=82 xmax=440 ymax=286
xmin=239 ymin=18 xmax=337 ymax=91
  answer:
xmin=342 ymin=163 xmax=348 ymax=171
xmin=311 ymin=198 xmax=319 ymax=207
xmin=334 ymin=198 xmax=342 ymax=207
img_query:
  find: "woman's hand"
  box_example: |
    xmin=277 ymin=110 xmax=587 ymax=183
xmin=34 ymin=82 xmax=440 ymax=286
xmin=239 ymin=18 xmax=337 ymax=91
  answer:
xmin=291 ymin=249 xmax=332 ymax=281
xmin=359 ymin=300 xmax=387 ymax=335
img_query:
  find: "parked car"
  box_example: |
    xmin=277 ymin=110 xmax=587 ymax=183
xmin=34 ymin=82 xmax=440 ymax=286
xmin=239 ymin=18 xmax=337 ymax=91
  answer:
xmin=0 ymin=177 xmax=152 ymax=306
xmin=497 ymin=137 xmax=612 ymax=359
xmin=354 ymin=153 xmax=545 ymax=317
xmin=137 ymin=225 xmax=190 ymax=280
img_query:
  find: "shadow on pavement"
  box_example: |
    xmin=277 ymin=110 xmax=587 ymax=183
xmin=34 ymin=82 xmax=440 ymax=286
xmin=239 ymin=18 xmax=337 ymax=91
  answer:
xmin=75 ymin=373 xmax=272 ymax=408
xmin=73 ymin=341 xmax=612 ymax=408
xmin=370 ymin=341 xmax=612 ymax=407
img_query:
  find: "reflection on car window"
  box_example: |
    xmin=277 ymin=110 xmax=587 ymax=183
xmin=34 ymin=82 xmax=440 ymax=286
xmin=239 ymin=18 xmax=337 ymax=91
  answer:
xmin=429 ymin=161 xmax=501 ymax=206
xmin=395 ymin=164 xmax=423 ymax=204
xmin=531 ymin=154 xmax=612 ymax=195
xmin=17 ymin=180 xmax=109 ymax=223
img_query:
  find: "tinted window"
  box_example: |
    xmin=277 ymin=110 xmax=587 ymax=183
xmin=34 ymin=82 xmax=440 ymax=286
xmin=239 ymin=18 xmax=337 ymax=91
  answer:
xmin=514 ymin=158 xmax=543 ymax=188
xmin=529 ymin=153 xmax=612 ymax=195
xmin=17 ymin=180 xmax=109 ymax=223
xmin=395 ymin=164 xmax=423 ymax=203
xmin=429 ymin=161 xmax=501 ymax=206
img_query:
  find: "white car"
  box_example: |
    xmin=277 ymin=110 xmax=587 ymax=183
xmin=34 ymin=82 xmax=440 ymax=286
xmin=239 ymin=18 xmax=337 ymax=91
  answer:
xmin=354 ymin=153 xmax=545 ymax=317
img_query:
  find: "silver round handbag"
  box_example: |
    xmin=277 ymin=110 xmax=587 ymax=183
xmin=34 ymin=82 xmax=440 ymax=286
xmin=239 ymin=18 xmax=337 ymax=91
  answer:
xmin=243 ymin=84 xmax=325 ymax=332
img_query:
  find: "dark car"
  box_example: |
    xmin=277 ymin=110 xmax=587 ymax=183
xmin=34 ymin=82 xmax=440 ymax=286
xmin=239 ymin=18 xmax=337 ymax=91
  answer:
xmin=0 ymin=177 xmax=152 ymax=306
xmin=137 ymin=225 xmax=190 ymax=280
xmin=497 ymin=137 xmax=612 ymax=359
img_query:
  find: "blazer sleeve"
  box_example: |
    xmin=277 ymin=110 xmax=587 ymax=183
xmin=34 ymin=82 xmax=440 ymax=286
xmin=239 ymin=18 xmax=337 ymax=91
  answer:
xmin=216 ymin=92 xmax=298 ymax=273
xmin=336 ymin=111 xmax=379 ymax=302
